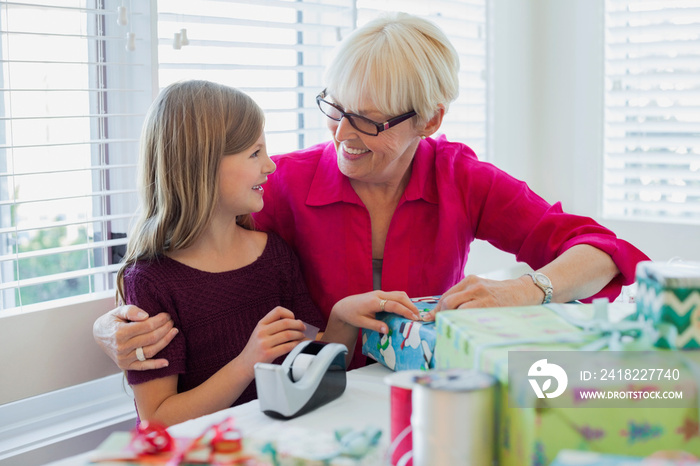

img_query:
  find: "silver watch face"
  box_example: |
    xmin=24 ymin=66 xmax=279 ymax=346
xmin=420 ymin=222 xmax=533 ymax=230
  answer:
xmin=535 ymin=274 xmax=551 ymax=287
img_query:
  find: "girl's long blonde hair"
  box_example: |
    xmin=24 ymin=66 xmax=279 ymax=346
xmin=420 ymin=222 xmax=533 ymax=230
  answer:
xmin=116 ymin=80 xmax=265 ymax=304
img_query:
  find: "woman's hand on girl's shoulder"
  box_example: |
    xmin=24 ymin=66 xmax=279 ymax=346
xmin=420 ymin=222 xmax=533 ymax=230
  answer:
xmin=93 ymin=305 xmax=177 ymax=371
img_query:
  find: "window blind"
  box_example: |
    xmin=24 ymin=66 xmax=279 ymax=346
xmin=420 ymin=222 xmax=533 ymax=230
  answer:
xmin=156 ymin=0 xmax=488 ymax=157
xmin=604 ymin=0 xmax=700 ymax=223
xmin=0 ymin=0 xmax=152 ymax=311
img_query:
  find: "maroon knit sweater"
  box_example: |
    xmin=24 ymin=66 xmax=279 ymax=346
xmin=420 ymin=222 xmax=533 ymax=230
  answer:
xmin=124 ymin=232 xmax=324 ymax=407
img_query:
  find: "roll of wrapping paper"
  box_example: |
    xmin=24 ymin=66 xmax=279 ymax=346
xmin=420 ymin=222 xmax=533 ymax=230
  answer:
xmin=384 ymin=370 xmax=425 ymax=466
xmin=411 ymin=369 xmax=497 ymax=466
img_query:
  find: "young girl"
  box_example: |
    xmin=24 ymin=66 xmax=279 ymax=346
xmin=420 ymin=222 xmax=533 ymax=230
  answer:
xmin=117 ymin=80 xmax=330 ymax=427
xmin=118 ymin=80 xmax=421 ymax=427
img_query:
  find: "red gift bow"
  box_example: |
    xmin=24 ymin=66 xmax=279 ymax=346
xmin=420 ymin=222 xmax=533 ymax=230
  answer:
xmin=129 ymin=417 xmax=250 ymax=465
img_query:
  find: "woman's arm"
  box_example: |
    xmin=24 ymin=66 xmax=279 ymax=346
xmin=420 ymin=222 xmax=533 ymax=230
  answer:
xmin=133 ymin=306 xmax=307 ymax=426
xmin=93 ymin=305 xmax=178 ymax=370
xmin=433 ymin=244 xmax=619 ymax=313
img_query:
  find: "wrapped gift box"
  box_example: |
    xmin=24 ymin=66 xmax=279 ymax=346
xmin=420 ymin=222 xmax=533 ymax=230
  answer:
xmin=550 ymin=449 xmax=700 ymax=466
xmin=434 ymin=305 xmax=700 ymax=466
xmin=91 ymin=425 xmax=384 ymax=466
xmin=361 ymin=296 xmax=439 ymax=371
xmin=636 ymin=261 xmax=700 ymax=349
xmin=246 ymin=425 xmax=384 ymax=465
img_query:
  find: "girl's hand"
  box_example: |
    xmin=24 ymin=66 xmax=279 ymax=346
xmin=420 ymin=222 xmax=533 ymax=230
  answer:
xmin=238 ymin=306 xmax=307 ymax=377
xmin=93 ymin=305 xmax=178 ymax=371
xmin=330 ymin=291 xmax=421 ymax=334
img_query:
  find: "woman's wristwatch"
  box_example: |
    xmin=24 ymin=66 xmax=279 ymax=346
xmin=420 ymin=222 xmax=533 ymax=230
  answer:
xmin=526 ymin=272 xmax=553 ymax=304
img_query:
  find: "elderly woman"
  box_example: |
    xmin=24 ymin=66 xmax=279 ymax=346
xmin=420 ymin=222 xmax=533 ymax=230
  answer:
xmin=94 ymin=12 xmax=648 ymax=370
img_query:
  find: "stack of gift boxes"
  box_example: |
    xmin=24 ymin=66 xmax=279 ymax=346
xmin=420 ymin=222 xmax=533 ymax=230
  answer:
xmin=361 ymin=262 xmax=700 ymax=465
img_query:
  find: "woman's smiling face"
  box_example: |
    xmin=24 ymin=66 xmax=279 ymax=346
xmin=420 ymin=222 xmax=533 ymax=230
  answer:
xmin=326 ymin=95 xmax=422 ymax=185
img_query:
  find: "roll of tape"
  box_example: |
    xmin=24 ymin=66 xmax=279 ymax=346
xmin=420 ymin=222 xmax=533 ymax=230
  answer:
xmin=290 ymin=353 xmax=316 ymax=382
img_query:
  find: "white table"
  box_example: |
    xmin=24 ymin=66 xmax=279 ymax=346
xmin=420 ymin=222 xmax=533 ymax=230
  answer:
xmin=47 ymin=364 xmax=394 ymax=465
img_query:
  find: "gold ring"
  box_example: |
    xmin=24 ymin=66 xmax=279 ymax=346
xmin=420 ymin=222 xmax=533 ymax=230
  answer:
xmin=379 ymin=299 xmax=388 ymax=312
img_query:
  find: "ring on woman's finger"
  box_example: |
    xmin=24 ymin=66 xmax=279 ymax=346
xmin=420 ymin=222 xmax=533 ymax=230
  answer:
xmin=379 ymin=298 xmax=388 ymax=312
xmin=136 ymin=347 xmax=147 ymax=362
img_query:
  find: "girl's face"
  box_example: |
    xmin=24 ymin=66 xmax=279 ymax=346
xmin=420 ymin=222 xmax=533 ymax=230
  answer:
xmin=216 ymin=132 xmax=276 ymax=217
xmin=326 ymin=95 xmax=422 ymax=185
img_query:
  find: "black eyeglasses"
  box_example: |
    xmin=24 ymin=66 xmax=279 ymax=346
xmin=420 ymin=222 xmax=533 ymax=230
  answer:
xmin=316 ymin=89 xmax=417 ymax=136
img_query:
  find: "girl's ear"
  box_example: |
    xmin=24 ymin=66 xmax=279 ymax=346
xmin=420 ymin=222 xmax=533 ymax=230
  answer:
xmin=421 ymin=104 xmax=445 ymax=138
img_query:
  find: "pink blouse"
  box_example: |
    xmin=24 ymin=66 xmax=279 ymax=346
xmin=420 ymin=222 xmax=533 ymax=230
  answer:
xmin=253 ymin=135 xmax=649 ymax=367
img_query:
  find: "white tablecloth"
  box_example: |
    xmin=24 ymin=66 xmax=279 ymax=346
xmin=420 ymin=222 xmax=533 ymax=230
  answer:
xmin=172 ymin=362 xmax=392 ymax=438
xmin=46 ymin=363 xmax=394 ymax=465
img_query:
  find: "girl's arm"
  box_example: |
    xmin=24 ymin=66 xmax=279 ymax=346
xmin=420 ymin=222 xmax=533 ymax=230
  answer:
xmin=321 ymin=291 xmax=420 ymax=367
xmin=132 ymin=306 xmax=307 ymax=427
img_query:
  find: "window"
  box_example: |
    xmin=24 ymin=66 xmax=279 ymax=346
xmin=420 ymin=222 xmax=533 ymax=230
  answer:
xmin=604 ymin=0 xmax=700 ymax=224
xmin=0 ymin=0 xmax=152 ymax=312
xmin=0 ymin=0 xmax=487 ymax=313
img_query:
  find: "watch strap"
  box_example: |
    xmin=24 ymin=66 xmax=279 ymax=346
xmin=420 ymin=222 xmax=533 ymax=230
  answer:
xmin=527 ymin=272 xmax=553 ymax=305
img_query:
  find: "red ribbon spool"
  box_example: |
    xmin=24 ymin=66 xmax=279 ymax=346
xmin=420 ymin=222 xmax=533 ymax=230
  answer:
xmin=385 ymin=370 xmax=424 ymax=466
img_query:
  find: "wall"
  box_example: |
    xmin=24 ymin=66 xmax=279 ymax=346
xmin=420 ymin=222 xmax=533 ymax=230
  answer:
xmin=0 ymin=293 xmax=136 ymax=464
xmin=491 ymin=0 xmax=700 ymax=263
xmin=0 ymin=293 xmax=119 ymax=404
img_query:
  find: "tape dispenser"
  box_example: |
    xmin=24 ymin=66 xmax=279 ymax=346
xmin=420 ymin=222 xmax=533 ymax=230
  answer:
xmin=254 ymin=340 xmax=348 ymax=419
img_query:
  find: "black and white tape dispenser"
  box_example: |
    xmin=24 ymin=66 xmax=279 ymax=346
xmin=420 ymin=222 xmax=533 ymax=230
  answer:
xmin=254 ymin=340 xmax=348 ymax=419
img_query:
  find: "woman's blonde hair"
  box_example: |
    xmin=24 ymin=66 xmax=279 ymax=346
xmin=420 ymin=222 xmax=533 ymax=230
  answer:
xmin=116 ymin=80 xmax=264 ymax=304
xmin=323 ymin=12 xmax=459 ymax=125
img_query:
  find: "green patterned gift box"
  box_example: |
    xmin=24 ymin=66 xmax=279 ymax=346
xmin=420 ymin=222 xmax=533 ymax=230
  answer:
xmin=434 ymin=305 xmax=700 ymax=466
xmin=636 ymin=261 xmax=700 ymax=349
xmin=550 ymin=449 xmax=700 ymax=466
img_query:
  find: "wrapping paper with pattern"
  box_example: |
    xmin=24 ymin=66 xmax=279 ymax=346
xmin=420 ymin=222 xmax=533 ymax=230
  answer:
xmin=434 ymin=305 xmax=700 ymax=466
xmin=636 ymin=261 xmax=700 ymax=349
xmin=361 ymin=296 xmax=439 ymax=371
xmin=550 ymin=449 xmax=700 ymax=465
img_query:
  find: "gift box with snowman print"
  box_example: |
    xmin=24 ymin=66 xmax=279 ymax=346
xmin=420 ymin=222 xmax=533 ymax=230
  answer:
xmin=360 ymin=296 xmax=438 ymax=371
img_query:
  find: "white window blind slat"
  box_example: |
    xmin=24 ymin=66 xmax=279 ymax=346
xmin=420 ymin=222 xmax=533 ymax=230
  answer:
xmin=0 ymin=138 xmax=140 ymax=150
xmin=607 ymin=106 xmax=700 ymax=118
xmin=0 ymin=263 xmax=122 ymax=292
xmin=603 ymin=0 xmax=700 ymax=225
xmin=603 ymin=201 xmax=700 ymax=217
xmin=0 ymin=162 xmax=137 ymax=177
xmin=0 ymin=212 xmax=136 ymax=236
xmin=605 ymin=167 xmax=700 ymax=178
xmin=607 ymin=121 xmax=700 ymax=132
xmin=161 ymin=0 xmax=349 ymax=17
xmin=0 ymin=236 xmax=127 ymax=263
xmin=606 ymin=152 xmax=700 ymax=164
xmin=0 ymin=187 xmax=137 ymax=209
xmin=159 ymin=13 xmax=346 ymax=31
